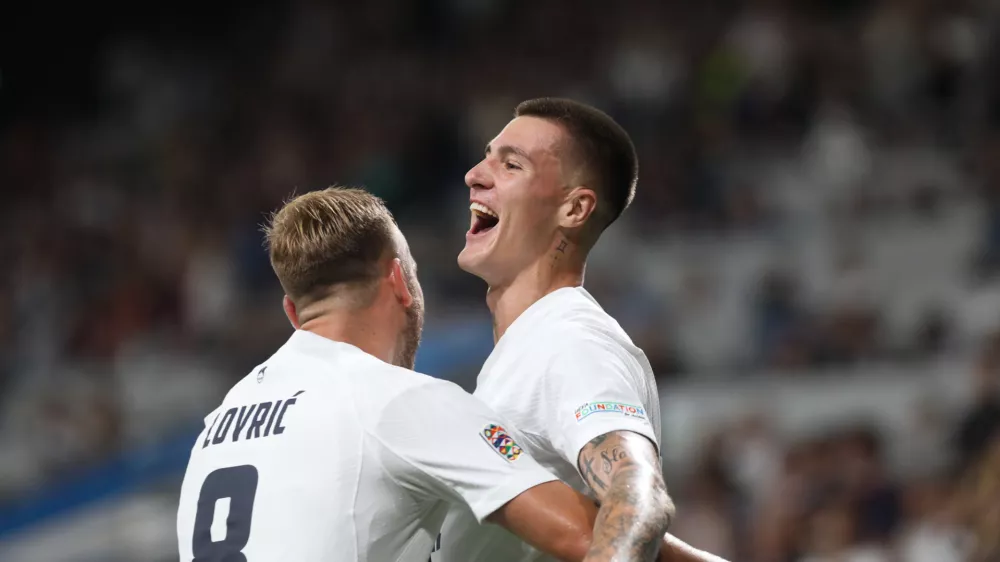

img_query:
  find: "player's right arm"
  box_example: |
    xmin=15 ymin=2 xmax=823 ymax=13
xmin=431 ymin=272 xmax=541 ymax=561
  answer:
xmin=374 ymin=380 xmax=638 ymax=561
xmin=485 ymin=480 xmax=597 ymax=560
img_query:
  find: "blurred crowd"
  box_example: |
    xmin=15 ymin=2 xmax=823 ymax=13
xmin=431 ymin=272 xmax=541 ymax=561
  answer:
xmin=670 ymin=336 xmax=1000 ymax=562
xmin=3 ymin=0 xmax=1000 ymax=559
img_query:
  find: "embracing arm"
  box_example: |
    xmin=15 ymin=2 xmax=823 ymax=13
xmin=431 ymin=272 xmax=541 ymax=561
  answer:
xmin=482 ymin=466 xmax=727 ymax=562
xmin=486 ymin=481 xmax=598 ymax=561
xmin=578 ymin=431 xmax=674 ymax=561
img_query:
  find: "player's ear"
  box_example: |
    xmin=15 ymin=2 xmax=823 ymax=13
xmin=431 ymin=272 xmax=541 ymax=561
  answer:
xmin=283 ymin=295 xmax=302 ymax=329
xmin=389 ymin=258 xmax=414 ymax=308
xmin=559 ymin=186 xmax=597 ymax=230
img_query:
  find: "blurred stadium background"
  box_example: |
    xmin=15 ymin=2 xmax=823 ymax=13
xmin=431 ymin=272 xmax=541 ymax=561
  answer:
xmin=3 ymin=0 xmax=1000 ymax=560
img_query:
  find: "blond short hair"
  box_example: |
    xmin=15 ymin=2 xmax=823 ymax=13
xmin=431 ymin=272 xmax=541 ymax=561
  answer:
xmin=264 ymin=187 xmax=396 ymax=307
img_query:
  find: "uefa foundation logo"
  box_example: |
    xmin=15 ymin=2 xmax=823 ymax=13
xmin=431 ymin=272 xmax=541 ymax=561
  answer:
xmin=573 ymin=401 xmax=647 ymax=423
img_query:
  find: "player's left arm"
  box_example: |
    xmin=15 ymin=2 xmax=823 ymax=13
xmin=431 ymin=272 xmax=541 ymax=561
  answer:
xmin=577 ymin=433 xmax=730 ymax=562
xmin=577 ymin=430 xmax=673 ymax=561
xmin=547 ymin=330 xmax=729 ymax=562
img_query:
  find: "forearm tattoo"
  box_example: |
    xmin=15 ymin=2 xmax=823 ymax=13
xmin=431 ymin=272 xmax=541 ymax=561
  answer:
xmin=578 ymin=431 xmax=675 ymax=561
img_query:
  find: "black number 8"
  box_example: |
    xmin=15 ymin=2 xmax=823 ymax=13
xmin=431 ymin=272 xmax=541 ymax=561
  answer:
xmin=192 ymin=465 xmax=259 ymax=562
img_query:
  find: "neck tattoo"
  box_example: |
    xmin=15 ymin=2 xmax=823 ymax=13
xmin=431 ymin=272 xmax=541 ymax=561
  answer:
xmin=551 ymin=239 xmax=569 ymax=268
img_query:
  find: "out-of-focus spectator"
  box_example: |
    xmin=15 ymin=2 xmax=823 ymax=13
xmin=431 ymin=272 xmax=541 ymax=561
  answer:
xmin=755 ymin=268 xmax=811 ymax=369
xmin=954 ymin=435 xmax=1000 ymax=561
xmin=672 ymin=431 xmax=741 ymax=560
xmin=750 ymin=441 xmax=823 ymax=562
xmin=898 ymin=397 xmax=952 ymax=478
xmin=862 ymin=0 xmax=922 ymax=121
xmin=723 ymin=413 xmax=783 ymax=512
xmin=897 ymin=477 xmax=969 ymax=562
xmin=973 ymin=139 xmax=1000 ymax=278
xmin=181 ymin=225 xmax=237 ymax=347
xmin=911 ymin=307 xmax=953 ymax=358
xmin=833 ymin=428 xmax=901 ymax=544
xmin=670 ymin=470 xmax=739 ymax=561
xmin=799 ymin=500 xmax=891 ymax=562
xmin=952 ymin=339 xmax=1000 ymax=471
xmin=818 ymin=247 xmax=880 ymax=365
xmin=801 ymin=103 xmax=872 ymax=204
xmin=672 ymin=268 xmax=751 ymax=374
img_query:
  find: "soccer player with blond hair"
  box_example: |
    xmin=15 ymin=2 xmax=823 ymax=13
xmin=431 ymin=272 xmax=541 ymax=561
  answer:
xmin=176 ymin=187 xmax=649 ymax=562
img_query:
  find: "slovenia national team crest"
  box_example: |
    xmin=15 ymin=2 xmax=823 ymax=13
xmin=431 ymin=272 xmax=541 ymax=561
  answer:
xmin=481 ymin=424 xmax=523 ymax=461
xmin=574 ymin=401 xmax=647 ymax=423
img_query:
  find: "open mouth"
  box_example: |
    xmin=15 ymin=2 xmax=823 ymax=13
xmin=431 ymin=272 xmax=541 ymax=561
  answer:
xmin=469 ymin=202 xmax=499 ymax=235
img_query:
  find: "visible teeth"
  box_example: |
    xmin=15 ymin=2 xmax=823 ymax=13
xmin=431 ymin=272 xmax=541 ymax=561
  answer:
xmin=469 ymin=202 xmax=498 ymax=218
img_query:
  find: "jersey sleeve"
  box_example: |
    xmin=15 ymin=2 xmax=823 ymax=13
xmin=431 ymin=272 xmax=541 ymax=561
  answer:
xmin=541 ymin=329 xmax=660 ymax=473
xmin=371 ymin=381 xmax=559 ymax=523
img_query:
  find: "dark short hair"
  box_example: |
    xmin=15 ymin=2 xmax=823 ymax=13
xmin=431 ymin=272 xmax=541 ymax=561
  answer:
xmin=264 ymin=187 xmax=396 ymax=307
xmin=514 ymin=98 xmax=638 ymax=232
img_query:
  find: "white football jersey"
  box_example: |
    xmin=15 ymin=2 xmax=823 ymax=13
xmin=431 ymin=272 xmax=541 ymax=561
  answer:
xmin=177 ymin=330 xmax=557 ymax=562
xmin=434 ymin=287 xmax=661 ymax=562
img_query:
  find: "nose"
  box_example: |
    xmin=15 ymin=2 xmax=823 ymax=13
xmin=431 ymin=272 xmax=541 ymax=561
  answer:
xmin=465 ymin=160 xmax=493 ymax=192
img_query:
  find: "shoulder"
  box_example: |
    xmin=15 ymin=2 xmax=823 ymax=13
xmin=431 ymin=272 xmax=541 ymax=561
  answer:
xmin=490 ymin=288 xmax=652 ymax=392
xmin=351 ymin=361 xmax=480 ymax=417
xmin=533 ymin=305 xmax=655 ymax=397
xmin=353 ymin=357 xmax=462 ymax=400
xmin=533 ymin=289 xmax=637 ymax=351
xmin=541 ymin=313 xmax=640 ymax=371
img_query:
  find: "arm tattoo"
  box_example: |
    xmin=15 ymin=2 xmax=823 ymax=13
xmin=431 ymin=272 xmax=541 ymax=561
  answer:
xmin=581 ymin=452 xmax=607 ymax=492
xmin=600 ymin=447 xmax=629 ymax=474
xmin=578 ymin=431 xmax=675 ymax=562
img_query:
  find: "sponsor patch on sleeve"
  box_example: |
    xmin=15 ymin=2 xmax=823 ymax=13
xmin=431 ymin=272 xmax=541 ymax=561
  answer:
xmin=481 ymin=424 xmax=523 ymax=462
xmin=574 ymin=401 xmax=648 ymax=423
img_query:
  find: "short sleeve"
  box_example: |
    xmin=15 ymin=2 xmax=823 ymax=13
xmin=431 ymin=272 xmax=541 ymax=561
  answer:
xmin=372 ymin=380 xmax=558 ymax=523
xmin=541 ymin=331 xmax=659 ymax=473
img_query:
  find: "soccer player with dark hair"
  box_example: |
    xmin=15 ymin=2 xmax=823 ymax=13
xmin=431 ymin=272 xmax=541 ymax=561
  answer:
xmin=434 ymin=99 xmax=728 ymax=562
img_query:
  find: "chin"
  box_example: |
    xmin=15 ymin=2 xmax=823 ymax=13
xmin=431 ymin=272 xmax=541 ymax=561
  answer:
xmin=457 ymin=246 xmax=480 ymax=273
xmin=457 ymin=247 xmax=494 ymax=282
